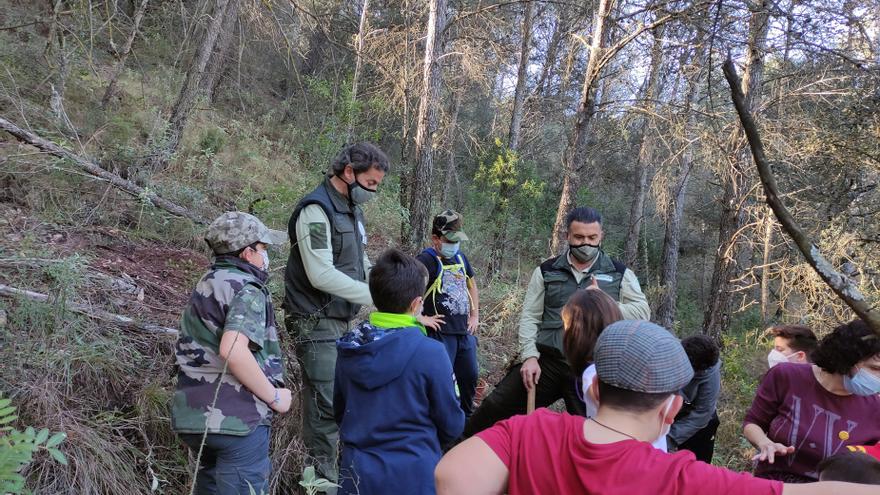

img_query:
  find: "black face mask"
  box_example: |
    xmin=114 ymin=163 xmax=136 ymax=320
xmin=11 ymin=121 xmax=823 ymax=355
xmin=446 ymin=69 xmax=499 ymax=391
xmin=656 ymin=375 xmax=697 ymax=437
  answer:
xmin=338 ymin=172 xmax=378 ymax=205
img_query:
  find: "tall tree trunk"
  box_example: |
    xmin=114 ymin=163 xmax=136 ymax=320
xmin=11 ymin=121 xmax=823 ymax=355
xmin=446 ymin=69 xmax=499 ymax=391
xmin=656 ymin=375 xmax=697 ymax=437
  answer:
xmin=101 ymin=0 xmax=150 ymax=108
xmin=623 ymin=25 xmax=664 ymax=268
xmin=655 ymin=13 xmax=709 ymax=330
xmin=405 ymin=0 xmax=448 ymax=252
xmin=441 ymin=90 xmax=461 ymax=207
xmin=534 ymin=8 xmax=564 ymax=98
xmin=347 ymin=0 xmax=371 ymax=142
xmin=201 ymin=0 xmax=240 ymax=104
xmin=508 ymin=1 xmax=534 ymax=152
xmin=703 ymin=0 xmax=769 ymax=341
xmin=550 ymin=0 xmax=615 ymax=253
xmin=144 ymin=0 xmax=229 ymax=172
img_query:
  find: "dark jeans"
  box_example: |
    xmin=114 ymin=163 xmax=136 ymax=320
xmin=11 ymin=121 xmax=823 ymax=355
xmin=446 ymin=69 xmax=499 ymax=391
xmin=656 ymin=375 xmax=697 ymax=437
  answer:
xmin=179 ymin=426 xmax=271 ymax=495
xmin=430 ymin=331 xmax=479 ymax=417
xmin=464 ymin=347 xmax=585 ymax=438
xmin=678 ymin=412 xmax=720 ymax=463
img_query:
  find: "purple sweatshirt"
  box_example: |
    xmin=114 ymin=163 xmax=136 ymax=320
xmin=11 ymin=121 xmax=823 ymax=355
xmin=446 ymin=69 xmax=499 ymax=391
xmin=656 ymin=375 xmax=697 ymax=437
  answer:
xmin=743 ymin=363 xmax=880 ymax=482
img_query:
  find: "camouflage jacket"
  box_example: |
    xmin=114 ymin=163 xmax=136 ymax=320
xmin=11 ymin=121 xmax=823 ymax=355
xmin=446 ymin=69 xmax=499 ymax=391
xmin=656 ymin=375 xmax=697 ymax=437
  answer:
xmin=171 ymin=255 xmax=284 ymax=436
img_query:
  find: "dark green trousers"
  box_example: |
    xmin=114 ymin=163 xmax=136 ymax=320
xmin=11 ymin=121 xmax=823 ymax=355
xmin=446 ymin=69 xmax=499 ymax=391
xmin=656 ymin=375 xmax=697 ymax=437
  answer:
xmin=463 ymin=346 xmax=585 ymax=438
xmin=286 ymin=315 xmax=349 ymax=493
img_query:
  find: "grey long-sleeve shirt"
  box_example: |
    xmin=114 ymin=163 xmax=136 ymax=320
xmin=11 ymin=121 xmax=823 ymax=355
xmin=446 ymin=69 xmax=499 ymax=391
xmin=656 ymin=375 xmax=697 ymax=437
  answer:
xmin=294 ymin=204 xmax=373 ymax=306
xmin=517 ymin=252 xmax=651 ymax=361
xmin=668 ymin=360 xmax=722 ymax=447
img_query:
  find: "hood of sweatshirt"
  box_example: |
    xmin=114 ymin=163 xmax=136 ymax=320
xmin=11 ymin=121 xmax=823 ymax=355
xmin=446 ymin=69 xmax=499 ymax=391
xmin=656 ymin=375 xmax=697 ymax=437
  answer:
xmin=336 ymin=321 xmax=423 ymax=390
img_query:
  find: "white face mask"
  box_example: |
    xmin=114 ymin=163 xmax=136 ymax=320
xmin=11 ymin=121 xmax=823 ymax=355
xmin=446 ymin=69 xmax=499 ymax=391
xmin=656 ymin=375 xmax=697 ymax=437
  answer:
xmin=259 ymin=250 xmax=270 ymax=272
xmin=656 ymin=396 xmax=675 ymax=443
xmin=767 ymin=349 xmax=797 ymax=369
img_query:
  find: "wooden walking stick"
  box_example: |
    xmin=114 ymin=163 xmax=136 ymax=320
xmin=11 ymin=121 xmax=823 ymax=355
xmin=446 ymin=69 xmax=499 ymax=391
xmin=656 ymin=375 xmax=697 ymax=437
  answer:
xmin=526 ymin=385 xmax=536 ymax=414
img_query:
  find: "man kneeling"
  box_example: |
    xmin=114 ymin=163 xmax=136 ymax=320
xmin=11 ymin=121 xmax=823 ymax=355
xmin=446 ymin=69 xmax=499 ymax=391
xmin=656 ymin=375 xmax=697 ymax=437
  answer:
xmin=435 ymin=320 xmax=879 ymax=495
xmin=335 ymin=249 xmax=464 ymax=495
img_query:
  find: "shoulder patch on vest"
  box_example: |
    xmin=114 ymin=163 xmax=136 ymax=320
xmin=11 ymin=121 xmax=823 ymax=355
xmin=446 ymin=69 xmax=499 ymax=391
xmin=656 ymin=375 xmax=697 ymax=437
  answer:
xmin=308 ymin=222 xmax=328 ymax=249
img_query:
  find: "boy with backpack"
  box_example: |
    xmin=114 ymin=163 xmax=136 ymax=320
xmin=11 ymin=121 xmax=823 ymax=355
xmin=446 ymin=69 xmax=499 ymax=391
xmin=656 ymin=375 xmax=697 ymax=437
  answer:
xmin=416 ymin=210 xmax=480 ymax=417
xmin=334 ymin=248 xmax=465 ymax=495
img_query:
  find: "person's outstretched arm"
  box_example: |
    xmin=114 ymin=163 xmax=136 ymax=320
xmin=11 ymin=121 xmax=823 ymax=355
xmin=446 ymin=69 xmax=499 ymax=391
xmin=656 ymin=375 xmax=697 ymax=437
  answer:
xmin=435 ymin=437 xmax=508 ymax=495
xmin=783 ymin=482 xmax=880 ymax=495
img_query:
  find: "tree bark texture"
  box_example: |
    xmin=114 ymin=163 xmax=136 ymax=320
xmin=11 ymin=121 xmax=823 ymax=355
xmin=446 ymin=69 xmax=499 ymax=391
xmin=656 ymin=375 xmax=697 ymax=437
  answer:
xmin=703 ymin=0 xmax=769 ymax=341
xmin=145 ymin=0 xmax=230 ymax=172
xmin=550 ymin=0 xmax=616 ymax=253
xmin=623 ymin=25 xmax=664 ymax=269
xmin=0 ymin=116 xmax=209 ymax=225
xmin=508 ymin=1 xmax=534 ymax=152
xmin=347 ymin=0 xmax=371 ymax=142
xmin=722 ymin=58 xmax=880 ymax=336
xmin=101 ymin=0 xmax=150 ymax=108
xmin=406 ymin=0 xmax=448 ymax=252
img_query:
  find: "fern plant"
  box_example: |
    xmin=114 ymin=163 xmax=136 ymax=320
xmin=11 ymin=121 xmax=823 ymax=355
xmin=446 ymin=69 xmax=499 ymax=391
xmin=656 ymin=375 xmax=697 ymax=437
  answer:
xmin=0 ymin=394 xmax=67 ymax=494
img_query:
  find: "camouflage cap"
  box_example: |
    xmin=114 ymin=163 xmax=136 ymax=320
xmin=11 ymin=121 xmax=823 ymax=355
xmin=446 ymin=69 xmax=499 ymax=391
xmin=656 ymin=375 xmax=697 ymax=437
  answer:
xmin=432 ymin=209 xmax=469 ymax=242
xmin=205 ymin=211 xmax=288 ymax=255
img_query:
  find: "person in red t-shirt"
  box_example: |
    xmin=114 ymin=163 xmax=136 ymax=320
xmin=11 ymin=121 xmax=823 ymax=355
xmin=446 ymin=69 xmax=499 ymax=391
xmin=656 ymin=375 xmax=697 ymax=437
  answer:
xmin=743 ymin=319 xmax=880 ymax=483
xmin=435 ymin=320 xmax=879 ymax=495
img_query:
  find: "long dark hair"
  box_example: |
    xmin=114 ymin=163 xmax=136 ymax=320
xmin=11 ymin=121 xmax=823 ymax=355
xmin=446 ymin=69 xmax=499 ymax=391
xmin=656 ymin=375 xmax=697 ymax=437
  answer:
xmin=562 ymin=289 xmax=623 ymax=374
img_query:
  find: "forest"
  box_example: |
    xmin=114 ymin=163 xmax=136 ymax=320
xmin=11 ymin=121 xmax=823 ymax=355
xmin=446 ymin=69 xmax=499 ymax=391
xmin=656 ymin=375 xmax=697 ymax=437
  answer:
xmin=0 ymin=0 xmax=878 ymax=492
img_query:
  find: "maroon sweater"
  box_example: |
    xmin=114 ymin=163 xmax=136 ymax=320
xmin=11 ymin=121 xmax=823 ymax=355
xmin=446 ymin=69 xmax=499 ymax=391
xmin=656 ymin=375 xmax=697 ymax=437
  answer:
xmin=743 ymin=363 xmax=880 ymax=482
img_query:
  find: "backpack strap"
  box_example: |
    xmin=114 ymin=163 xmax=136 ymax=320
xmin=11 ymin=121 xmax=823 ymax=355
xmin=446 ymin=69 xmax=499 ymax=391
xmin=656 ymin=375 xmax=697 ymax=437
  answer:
xmin=611 ymin=258 xmax=627 ymax=275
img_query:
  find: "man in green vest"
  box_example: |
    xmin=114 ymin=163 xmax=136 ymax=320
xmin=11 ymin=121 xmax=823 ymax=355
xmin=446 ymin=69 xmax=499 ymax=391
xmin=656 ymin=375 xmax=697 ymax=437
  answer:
xmin=283 ymin=142 xmax=389 ymax=490
xmin=463 ymin=206 xmax=650 ymax=437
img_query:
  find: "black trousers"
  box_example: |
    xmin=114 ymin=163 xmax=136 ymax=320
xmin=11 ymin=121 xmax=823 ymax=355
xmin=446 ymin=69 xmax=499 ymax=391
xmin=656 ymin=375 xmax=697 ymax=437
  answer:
xmin=678 ymin=412 xmax=720 ymax=463
xmin=463 ymin=348 xmax=585 ymax=438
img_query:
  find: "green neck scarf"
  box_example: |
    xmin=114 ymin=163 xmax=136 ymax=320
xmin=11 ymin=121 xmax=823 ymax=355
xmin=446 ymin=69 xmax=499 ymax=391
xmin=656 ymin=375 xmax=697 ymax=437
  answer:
xmin=369 ymin=312 xmax=427 ymax=336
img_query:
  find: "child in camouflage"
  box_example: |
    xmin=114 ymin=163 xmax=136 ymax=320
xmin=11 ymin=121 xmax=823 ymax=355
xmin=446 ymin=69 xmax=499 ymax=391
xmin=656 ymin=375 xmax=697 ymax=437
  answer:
xmin=172 ymin=212 xmax=292 ymax=495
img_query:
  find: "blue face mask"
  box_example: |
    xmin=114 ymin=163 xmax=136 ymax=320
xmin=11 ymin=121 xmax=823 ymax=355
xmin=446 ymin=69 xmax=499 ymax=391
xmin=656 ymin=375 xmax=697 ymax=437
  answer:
xmin=843 ymin=368 xmax=880 ymax=396
xmin=439 ymin=242 xmax=460 ymax=259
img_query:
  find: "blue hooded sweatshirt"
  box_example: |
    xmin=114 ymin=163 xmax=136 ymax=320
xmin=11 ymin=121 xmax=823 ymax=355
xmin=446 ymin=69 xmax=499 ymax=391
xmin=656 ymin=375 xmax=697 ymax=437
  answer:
xmin=334 ymin=319 xmax=465 ymax=495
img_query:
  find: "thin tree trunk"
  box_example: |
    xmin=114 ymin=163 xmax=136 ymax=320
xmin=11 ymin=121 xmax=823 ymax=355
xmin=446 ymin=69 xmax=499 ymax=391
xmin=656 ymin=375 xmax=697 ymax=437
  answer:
xmin=655 ymin=13 xmax=708 ymax=330
xmin=759 ymin=206 xmax=775 ymax=323
xmin=623 ymin=26 xmax=664 ymax=268
xmin=534 ymin=9 xmax=564 ymax=98
xmin=101 ymin=0 xmax=150 ymax=108
xmin=347 ymin=0 xmax=371 ymax=142
xmin=145 ymin=0 xmax=230 ymax=172
xmin=703 ymin=0 xmax=769 ymax=342
xmin=549 ymin=0 xmax=615 ymax=253
xmin=201 ymin=0 xmax=240 ymax=104
xmin=441 ymin=90 xmax=461 ymax=207
xmin=406 ymin=0 xmax=448 ymax=252
xmin=508 ymin=1 xmax=534 ymax=152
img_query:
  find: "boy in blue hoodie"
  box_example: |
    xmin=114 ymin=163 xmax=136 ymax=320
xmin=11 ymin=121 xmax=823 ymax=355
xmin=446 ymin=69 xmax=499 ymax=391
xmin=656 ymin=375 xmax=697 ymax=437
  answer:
xmin=334 ymin=248 xmax=465 ymax=495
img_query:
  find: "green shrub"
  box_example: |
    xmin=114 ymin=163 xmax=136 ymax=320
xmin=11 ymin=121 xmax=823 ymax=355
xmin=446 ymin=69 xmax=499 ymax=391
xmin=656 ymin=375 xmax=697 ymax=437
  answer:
xmin=0 ymin=394 xmax=67 ymax=494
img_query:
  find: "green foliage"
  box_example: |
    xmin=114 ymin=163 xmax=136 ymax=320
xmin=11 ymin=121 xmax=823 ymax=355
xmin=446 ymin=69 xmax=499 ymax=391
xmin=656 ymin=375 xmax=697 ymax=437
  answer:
xmin=198 ymin=126 xmax=227 ymax=156
xmin=299 ymin=466 xmax=339 ymax=495
xmin=0 ymin=394 xmax=67 ymax=494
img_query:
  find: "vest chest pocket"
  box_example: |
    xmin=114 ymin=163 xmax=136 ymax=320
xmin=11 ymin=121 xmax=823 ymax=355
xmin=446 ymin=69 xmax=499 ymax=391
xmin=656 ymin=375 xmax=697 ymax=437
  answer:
xmin=543 ymin=271 xmax=572 ymax=309
xmin=331 ymin=214 xmax=356 ymax=259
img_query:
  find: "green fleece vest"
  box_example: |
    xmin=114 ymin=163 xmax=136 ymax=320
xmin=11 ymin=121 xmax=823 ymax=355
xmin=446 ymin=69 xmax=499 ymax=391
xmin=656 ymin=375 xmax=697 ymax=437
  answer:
xmin=536 ymin=251 xmax=625 ymax=352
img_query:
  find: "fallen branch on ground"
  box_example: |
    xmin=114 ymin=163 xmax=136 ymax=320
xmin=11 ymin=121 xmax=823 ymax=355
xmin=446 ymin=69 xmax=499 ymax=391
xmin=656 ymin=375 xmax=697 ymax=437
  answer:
xmin=0 ymin=283 xmax=179 ymax=336
xmin=0 ymin=115 xmax=209 ymax=225
xmin=722 ymin=58 xmax=880 ymax=336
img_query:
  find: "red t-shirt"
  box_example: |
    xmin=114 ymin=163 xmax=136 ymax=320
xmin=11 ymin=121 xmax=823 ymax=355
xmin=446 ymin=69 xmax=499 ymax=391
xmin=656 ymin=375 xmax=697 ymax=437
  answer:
xmin=743 ymin=363 xmax=880 ymax=481
xmin=476 ymin=409 xmax=782 ymax=495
